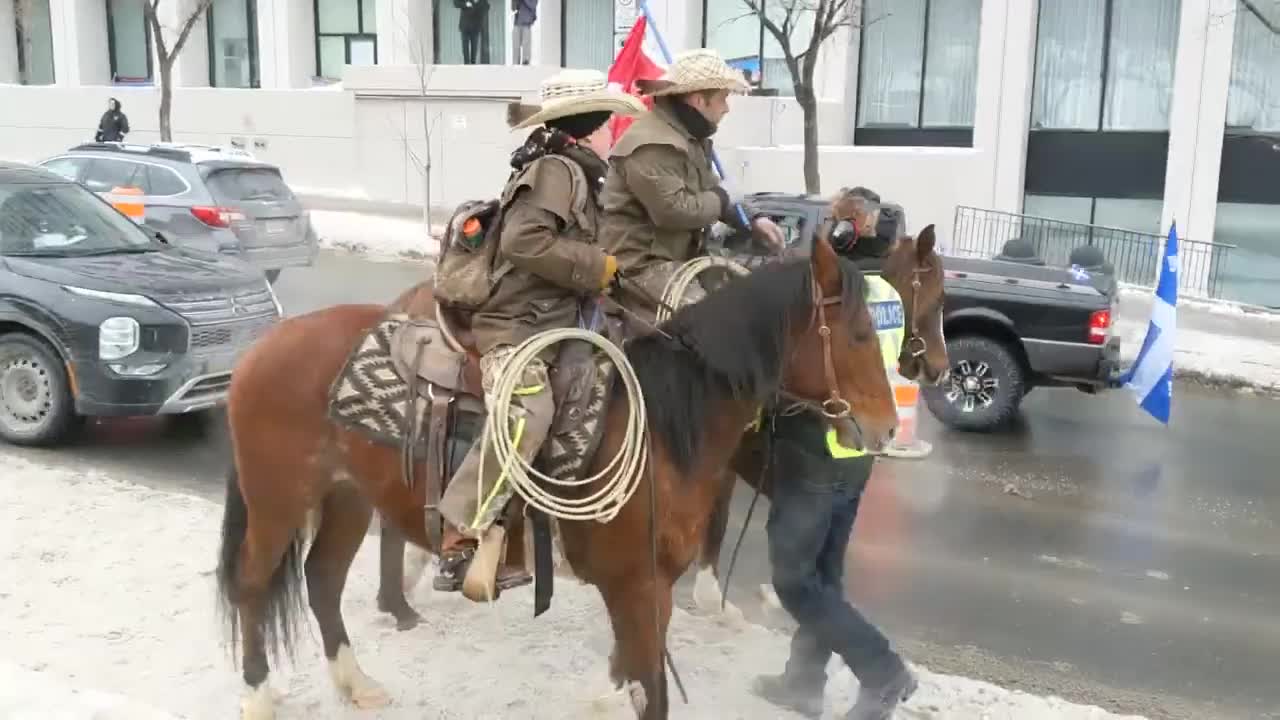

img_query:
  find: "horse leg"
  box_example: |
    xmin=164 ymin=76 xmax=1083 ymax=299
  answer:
xmin=693 ymin=474 xmax=733 ymax=615
xmin=306 ymin=484 xmax=392 ymax=710
xmin=599 ymin=574 xmax=674 ymax=720
xmin=375 ymin=517 xmax=423 ymax=631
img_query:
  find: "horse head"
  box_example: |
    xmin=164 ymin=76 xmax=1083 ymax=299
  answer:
xmin=782 ymin=232 xmax=900 ymax=453
xmin=883 ymin=224 xmax=949 ymax=385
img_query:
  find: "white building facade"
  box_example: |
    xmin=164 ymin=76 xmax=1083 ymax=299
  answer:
xmin=0 ymin=0 xmax=1278 ymax=305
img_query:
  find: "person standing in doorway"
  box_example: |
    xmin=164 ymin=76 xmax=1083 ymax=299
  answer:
xmin=95 ymin=98 xmax=129 ymax=143
xmin=457 ymin=0 xmax=490 ymax=64
xmin=512 ymin=0 xmax=537 ymax=65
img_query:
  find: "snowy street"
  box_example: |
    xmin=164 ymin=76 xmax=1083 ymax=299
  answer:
xmin=1 ymin=453 xmax=1151 ymax=720
xmin=3 ymin=251 xmax=1279 ymax=719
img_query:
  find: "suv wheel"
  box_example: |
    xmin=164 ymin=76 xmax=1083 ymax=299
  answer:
xmin=923 ymin=335 xmax=1026 ymax=432
xmin=0 ymin=333 xmax=79 ymax=446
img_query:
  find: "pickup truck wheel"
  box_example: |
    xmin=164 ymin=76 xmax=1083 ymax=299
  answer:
xmin=924 ymin=335 xmax=1025 ymax=432
xmin=0 ymin=333 xmax=79 ymax=446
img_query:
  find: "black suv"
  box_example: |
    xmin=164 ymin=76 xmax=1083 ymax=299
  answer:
xmin=0 ymin=161 xmax=281 ymax=446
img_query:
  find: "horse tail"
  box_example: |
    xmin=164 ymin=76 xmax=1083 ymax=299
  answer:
xmin=215 ymin=463 xmax=306 ymax=663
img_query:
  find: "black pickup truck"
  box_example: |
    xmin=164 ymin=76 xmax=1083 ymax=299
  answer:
xmin=709 ymin=192 xmax=1122 ymax=432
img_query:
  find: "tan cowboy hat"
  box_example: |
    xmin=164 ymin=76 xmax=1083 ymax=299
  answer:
xmin=636 ymin=48 xmax=750 ymax=97
xmin=508 ymin=69 xmax=647 ymax=130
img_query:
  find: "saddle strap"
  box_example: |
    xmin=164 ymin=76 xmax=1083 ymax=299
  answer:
xmin=423 ymin=389 xmax=452 ymax=552
xmin=530 ymin=508 xmax=554 ymax=618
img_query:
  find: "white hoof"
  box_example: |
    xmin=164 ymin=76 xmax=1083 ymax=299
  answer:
xmin=403 ymin=545 xmax=432 ymax=594
xmin=692 ymin=566 xmax=723 ymax=614
xmin=627 ymin=680 xmax=648 ymax=717
xmin=759 ymin=583 xmax=783 ymax=612
xmin=329 ymin=644 xmax=392 ymax=709
xmin=240 ymin=683 xmax=275 ymax=720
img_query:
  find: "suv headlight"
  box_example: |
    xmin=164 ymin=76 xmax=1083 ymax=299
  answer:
xmin=99 ymin=316 xmax=140 ymax=360
xmin=64 ymin=285 xmax=157 ymax=307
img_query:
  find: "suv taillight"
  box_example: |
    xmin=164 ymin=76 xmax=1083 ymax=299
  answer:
xmin=1089 ymin=309 xmax=1111 ymax=344
xmin=190 ymin=206 xmax=244 ymax=228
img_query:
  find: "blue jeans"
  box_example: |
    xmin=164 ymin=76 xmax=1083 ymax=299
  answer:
xmin=765 ymin=413 xmax=899 ymax=688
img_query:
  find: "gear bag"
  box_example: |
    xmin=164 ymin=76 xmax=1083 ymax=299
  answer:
xmin=432 ymin=155 xmax=591 ymax=311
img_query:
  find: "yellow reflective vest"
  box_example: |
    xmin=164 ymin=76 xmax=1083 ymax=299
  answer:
xmin=824 ymin=274 xmax=904 ymax=458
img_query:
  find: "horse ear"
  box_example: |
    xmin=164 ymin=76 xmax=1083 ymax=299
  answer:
xmin=916 ymin=224 xmax=937 ymax=262
xmin=811 ymin=231 xmax=842 ymax=294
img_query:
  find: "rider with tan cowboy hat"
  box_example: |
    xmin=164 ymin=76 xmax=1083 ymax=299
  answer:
xmin=601 ymin=48 xmax=784 ymax=322
xmin=434 ymin=69 xmax=645 ymax=593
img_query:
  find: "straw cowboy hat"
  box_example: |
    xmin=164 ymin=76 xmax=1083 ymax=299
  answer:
xmin=508 ymin=69 xmax=647 ymax=130
xmin=636 ymin=48 xmax=750 ymax=97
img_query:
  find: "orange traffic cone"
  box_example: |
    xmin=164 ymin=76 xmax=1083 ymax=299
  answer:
xmin=882 ymin=371 xmax=932 ymax=459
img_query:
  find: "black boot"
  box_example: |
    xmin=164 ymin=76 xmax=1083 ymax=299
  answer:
xmin=751 ymin=671 xmax=826 ymax=719
xmin=844 ymin=660 xmax=917 ymax=720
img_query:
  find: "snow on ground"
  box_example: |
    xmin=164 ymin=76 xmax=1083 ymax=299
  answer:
xmin=1118 ymin=286 xmax=1280 ymax=322
xmin=309 ymin=209 xmax=442 ymax=263
xmin=1 ymin=453 xmax=1146 ymax=720
xmin=1115 ymin=314 xmax=1280 ymax=392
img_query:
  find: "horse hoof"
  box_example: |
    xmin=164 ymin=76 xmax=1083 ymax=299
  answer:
xmin=692 ymin=567 xmax=723 ymax=615
xmin=394 ymin=609 xmax=422 ymax=631
xmin=627 ymin=681 xmax=648 ymax=716
xmin=350 ymin=682 xmax=392 ymax=710
xmin=240 ymin=684 xmax=275 ymax=720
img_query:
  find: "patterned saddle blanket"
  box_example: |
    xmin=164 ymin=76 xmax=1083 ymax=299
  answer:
xmin=327 ymin=314 xmax=619 ymax=484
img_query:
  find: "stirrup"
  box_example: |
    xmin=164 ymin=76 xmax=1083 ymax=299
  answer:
xmin=462 ymin=524 xmax=510 ymax=602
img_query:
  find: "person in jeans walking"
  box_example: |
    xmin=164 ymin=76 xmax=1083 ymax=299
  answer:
xmin=512 ymin=0 xmax=537 ymax=65
xmin=753 ymin=220 xmax=917 ymax=720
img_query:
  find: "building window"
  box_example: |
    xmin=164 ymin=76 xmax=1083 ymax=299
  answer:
xmin=701 ymin=0 xmax=812 ymax=95
xmin=14 ymin=0 xmax=55 ymax=84
xmin=208 ymin=0 xmax=259 ymax=88
xmin=1031 ymin=0 xmax=1181 ymax=132
xmin=106 ymin=0 xmax=153 ymax=83
xmin=562 ymin=0 xmax=614 ymax=72
xmin=434 ymin=0 xmax=506 ymax=65
xmin=315 ymin=0 xmax=377 ymax=80
xmin=855 ymin=0 xmax=981 ymax=146
xmin=1225 ymin=2 xmax=1280 ymax=133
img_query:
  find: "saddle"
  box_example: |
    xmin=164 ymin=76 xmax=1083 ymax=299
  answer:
xmin=382 ymin=302 xmax=627 ymax=588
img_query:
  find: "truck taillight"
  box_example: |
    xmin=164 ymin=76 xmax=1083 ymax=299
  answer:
xmin=190 ymin=206 xmax=244 ymax=228
xmin=1089 ymin=309 xmax=1111 ymax=344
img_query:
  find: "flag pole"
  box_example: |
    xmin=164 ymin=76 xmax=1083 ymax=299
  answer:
xmin=636 ymin=0 xmax=753 ymax=228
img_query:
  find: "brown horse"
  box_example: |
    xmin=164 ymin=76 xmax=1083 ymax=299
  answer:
xmin=693 ymin=215 xmax=952 ymax=617
xmin=214 ymin=234 xmax=900 ymax=719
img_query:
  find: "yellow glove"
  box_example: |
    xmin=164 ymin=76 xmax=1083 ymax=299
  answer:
xmin=601 ymin=255 xmax=618 ymax=290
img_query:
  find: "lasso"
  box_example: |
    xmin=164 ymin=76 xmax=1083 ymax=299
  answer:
xmin=479 ymin=255 xmax=752 ymax=523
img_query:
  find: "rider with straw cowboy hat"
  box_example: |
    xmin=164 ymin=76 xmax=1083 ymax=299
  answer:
xmin=601 ymin=48 xmax=784 ymax=322
xmin=433 ymin=69 xmax=645 ymax=593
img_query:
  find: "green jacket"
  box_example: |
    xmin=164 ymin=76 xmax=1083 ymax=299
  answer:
xmin=599 ymin=101 xmax=732 ymax=276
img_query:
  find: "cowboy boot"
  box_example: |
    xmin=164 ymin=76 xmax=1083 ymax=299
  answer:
xmin=433 ymin=525 xmax=532 ymax=593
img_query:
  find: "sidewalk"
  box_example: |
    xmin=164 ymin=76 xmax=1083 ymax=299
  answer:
xmin=307 ymin=208 xmax=1280 ymax=394
xmin=1115 ymin=288 xmax=1280 ymax=393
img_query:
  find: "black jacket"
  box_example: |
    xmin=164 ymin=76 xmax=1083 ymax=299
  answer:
xmin=96 ymin=101 xmax=130 ymax=142
xmin=456 ymin=0 xmax=490 ymax=32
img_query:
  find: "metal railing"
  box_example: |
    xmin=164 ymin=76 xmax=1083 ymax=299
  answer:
xmin=949 ymin=206 xmax=1236 ymax=298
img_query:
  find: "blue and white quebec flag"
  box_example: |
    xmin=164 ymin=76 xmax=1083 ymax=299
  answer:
xmin=1120 ymin=222 xmax=1179 ymax=424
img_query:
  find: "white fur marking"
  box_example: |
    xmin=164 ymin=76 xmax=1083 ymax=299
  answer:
xmin=403 ymin=545 xmax=432 ymax=593
xmin=240 ymin=682 xmax=275 ymax=720
xmin=329 ymin=644 xmax=391 ymax=709
xmin=693 ymin=566 xmax=746 ymax=623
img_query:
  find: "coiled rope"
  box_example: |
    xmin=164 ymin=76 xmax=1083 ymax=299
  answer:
xmin=479 ymin=255 xmax=752 ymax=524
xmin=655 ymin=255 xmax=752 ymax=324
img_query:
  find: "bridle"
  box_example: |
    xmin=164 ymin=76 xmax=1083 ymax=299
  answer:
xmin=777 ymin=269 xmax=852 ymax=421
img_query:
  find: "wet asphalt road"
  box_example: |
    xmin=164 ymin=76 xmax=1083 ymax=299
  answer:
xmin=7 ymin=251 xmax=1278 ymax=720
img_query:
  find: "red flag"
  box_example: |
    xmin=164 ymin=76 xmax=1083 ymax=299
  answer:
xmin=606 ymin=17 xmax=664 ymax=143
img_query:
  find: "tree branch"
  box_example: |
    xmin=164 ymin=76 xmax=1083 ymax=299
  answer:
xmin=171 ymin=0 xmax=215 ymax=61
xmin=1240 ymin=0 xmax=1280 ymax=34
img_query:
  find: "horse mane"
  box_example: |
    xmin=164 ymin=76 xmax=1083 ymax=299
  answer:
xmin=622 ymin=257 xmax=867 ymax=475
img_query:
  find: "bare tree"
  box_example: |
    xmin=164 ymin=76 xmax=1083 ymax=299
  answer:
xmin=738 ymin=0 xmax=863 ymax=194
xmin=401 ymin=24 xmax=443 ymax=235
xmin=143 ymin=0 xmax=215 ymax=142
xmin=1239 ymin=0 xmax=1280 ymax=33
